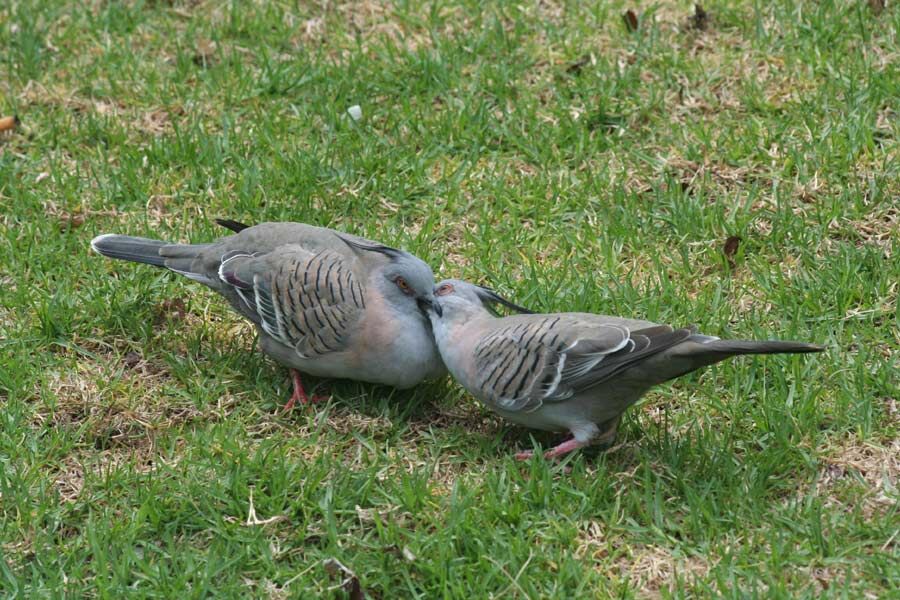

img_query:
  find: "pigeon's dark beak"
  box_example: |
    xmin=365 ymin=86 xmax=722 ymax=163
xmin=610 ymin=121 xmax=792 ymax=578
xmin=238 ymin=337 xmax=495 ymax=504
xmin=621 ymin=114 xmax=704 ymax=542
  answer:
xmin=417 ymin=296 xmax=442 ymax=318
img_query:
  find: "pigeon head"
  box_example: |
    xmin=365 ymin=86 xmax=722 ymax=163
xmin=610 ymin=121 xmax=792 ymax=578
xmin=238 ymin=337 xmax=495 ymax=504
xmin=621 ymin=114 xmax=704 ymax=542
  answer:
xmin=339 ymin=235 xmax=438 ymax=318
xmin=430 ymin=279 xmax=532 ymax=322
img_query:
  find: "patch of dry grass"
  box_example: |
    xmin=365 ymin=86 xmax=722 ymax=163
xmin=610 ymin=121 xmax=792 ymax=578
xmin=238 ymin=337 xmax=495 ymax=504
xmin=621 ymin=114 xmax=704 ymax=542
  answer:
xmin=575 ymin=520 xmax=712 ymax=598
xmin=817 ymin=437 xmax=899 ymax=518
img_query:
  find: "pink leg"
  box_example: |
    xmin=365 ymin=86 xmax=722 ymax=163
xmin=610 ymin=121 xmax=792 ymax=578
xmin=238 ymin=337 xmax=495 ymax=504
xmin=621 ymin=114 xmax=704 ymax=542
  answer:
xmin=514 ymin=435 xmax=588 ymax=461
xmin=542 ymin=437 xmax=589 ymax=459
xmin=282 ymin=369 xmax=327 ymax=411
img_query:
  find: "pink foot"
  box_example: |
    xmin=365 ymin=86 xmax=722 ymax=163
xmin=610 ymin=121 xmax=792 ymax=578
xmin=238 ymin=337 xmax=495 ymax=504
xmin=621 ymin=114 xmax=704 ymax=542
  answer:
xmin=514 ymin=437 xmax=588 ymax=461
xmin=543 ymin=437 xmax=588 ymax=459
xmin=282 ymin=369 xmax=327 ymax=411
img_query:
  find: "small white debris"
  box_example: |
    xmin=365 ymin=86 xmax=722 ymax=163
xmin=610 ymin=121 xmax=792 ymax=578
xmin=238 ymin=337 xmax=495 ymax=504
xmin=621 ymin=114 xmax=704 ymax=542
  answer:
xmin=35 ymin=172 xmax=50 ymax=183
xmin=347 ymin=105 xmax=362 ymax=121
xmin=244 ymin=487 xmax=288 ymax=526
xmin=304 ymin=17 xmax=324 ymax=37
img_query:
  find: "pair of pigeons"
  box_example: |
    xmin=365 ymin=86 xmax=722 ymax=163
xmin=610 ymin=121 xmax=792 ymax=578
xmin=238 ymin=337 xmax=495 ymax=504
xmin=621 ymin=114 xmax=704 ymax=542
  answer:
xmin=91 ymin=220 xmax=824 ymax=459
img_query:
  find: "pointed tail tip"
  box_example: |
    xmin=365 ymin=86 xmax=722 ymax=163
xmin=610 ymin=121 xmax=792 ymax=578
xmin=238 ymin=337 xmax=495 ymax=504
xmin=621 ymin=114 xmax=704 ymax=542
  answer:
xmin=759 ymin=341 xmax=827 ymax=354
xmin=88 ymin=233 xmax=169 ymax=266
xmin=702 ymin=339 xmax=827 ymax=356
xmin=90 ymin=233 xmax=116 ymax=254
xmin=795 ymin=343 xmax=826 ymax=353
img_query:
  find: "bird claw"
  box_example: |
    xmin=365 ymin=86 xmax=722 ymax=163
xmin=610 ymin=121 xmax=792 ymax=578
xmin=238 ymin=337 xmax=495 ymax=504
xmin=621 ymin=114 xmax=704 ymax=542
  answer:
xmin=514 ymin=437 xmax=587 ymax=461
xmin=282 ymin=392 xmax=327 ymax=411
xmin=282 ymin=370 xmax=327 ymax=411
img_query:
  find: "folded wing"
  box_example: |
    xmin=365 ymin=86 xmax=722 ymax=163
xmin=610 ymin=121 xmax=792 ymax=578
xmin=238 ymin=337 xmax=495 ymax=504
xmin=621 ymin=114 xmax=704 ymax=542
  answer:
xmin=473 ymin=316 xmax=694 ymax=412
xmin=216 ymin=245 xmax=365 ymax=358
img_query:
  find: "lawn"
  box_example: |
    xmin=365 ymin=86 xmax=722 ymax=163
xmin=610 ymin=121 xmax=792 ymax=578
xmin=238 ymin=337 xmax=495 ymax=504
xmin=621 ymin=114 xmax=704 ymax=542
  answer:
xmin=1 ymin=0 xmax=897 ymax=597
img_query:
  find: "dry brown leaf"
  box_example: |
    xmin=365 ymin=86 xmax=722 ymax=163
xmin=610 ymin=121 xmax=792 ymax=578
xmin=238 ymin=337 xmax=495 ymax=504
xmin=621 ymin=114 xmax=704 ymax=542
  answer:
xmin=323 ymin=558 xmax=364 ymax=600
xmin=122 ymin=352 xmax=142 ymax=370
xmin=566 ymin=54 xmax=591 ymax=74
xmin=690 ymin=5 xmax=709 ymax=31
xmin=155 ymin=297 xmax=188 ymax=323
xmin=723 ymin=235 xmax=742 ymax=270
xmin=0 ymin=115 xmax=18 ymax=133
xmin=43 ymin=201 xmax=119 ymax=231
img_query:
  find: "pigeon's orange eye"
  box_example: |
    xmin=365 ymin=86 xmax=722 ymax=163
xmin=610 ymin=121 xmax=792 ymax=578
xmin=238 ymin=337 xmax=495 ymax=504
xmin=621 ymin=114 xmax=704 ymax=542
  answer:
xmin=395 ymin=277 xmax=412 ymax=294
xmin=436 ymin=283 xmax=454 ymax=296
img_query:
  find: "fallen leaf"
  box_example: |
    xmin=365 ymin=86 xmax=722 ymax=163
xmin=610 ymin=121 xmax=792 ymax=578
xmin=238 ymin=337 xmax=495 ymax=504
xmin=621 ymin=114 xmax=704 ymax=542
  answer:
xmin=122 ymin=352 xmax=142 ymax=369
xmin=43 ymin=201 xmax=119 ymax=231
xmin=0 ymin=115 xmax=19 ymax=133
xmin=723 ymin=235 xmax=741 ymax=257
xmin=813 ymin=568 xmax=832 ymax=590
xmin=155 ymin=297 xmax=187 ymax=322
xmin=622 ymin=10 xmax=639 ymax=32
xmin=323 ymin=558 xmax=365 ymax=600
xmin=566 ymin=54 xmax=591 ymax=74
xmin=690 ymin=4 xmax=709 ymax=30
xmin=58 ymin=213 xmax=85 ymax=231
xmin=723 ymin=235 xmax=742 ymax=269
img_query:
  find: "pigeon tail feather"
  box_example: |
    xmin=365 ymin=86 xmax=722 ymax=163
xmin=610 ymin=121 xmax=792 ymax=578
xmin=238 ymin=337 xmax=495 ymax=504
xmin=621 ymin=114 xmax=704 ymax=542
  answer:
xmin=90 ymin=234 xmax=169 ymax=267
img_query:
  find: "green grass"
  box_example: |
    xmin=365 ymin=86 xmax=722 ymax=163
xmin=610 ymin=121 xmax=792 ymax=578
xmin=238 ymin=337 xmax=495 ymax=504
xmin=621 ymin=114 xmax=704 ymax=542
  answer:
xmin=1 ymin=0 xmax=898 ymax=597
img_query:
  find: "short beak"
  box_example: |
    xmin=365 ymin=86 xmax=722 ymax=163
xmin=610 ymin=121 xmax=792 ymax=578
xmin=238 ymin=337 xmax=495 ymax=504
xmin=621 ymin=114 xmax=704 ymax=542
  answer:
xmin=417 ymin=296 xmax=442 ymax=317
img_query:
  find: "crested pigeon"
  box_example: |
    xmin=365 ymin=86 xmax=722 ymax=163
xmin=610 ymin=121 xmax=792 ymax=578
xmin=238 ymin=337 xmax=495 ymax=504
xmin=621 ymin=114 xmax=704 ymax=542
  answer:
xmin=91 ymin=219 xmax=446 ymax=409
xmin=426 ymin=279 xmax=825 ymax=460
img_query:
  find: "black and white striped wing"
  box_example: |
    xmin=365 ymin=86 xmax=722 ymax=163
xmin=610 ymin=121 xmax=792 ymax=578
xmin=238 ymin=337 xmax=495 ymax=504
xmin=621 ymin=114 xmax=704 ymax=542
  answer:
xmin=472 ymin=316 xmax=694 ymax=413
xmin=217 ymin=246 xmax=365 ymax=358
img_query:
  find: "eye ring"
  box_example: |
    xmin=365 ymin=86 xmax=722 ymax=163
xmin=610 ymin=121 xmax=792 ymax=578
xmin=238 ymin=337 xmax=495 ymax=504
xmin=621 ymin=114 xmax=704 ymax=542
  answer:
xmin=394 ymin=277 xmax=413 ymax=295
xmin=436 ymin=283 xmax=454 ymax=296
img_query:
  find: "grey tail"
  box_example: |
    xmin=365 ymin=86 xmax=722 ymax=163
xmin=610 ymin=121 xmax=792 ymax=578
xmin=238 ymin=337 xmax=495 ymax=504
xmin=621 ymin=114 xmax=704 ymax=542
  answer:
xmin=698 ymin=339 xmax=826 ymax=357
xmin=90 ymin=234 xmax=169 ymax=267
xmin=651 ymin=337 xmax=825 ymax=383
xmin=215 ymin=218 xmax=251 ymax=233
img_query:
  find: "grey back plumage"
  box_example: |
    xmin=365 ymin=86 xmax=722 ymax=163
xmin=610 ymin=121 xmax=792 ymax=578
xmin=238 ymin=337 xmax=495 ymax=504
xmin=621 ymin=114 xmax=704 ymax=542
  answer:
xmin=470 ymin=315 xmax=694 ymax=413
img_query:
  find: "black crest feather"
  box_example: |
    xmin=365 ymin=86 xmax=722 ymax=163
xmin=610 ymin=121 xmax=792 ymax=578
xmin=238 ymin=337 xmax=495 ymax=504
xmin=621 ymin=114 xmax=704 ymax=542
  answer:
xmin=215 ymin=218 xmax=251 ymax=233
xmin=337 ymin=234 xmax=403 ymax=260
xmin=475 ymin=285 xmax=534 ymax=315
